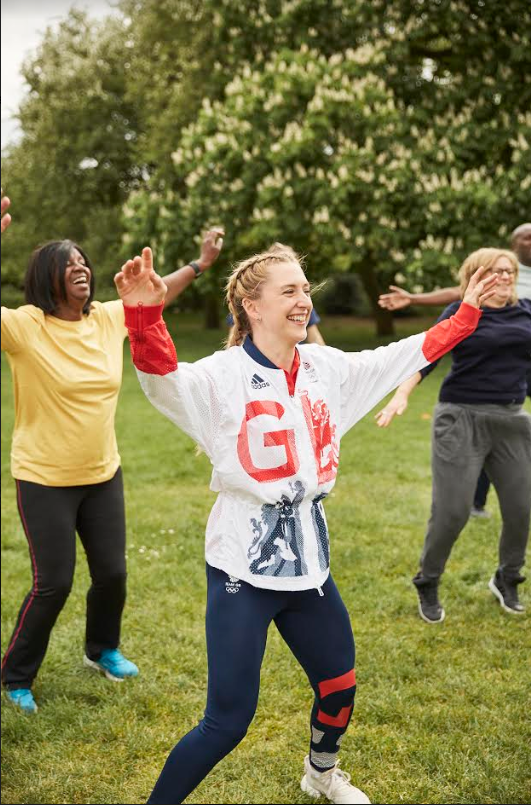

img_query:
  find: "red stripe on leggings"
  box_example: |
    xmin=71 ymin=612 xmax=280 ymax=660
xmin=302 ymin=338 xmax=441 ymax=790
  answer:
xmin=317 ymin=705 xmax=353 ymax=728
xmin=318 ymin=668 xmax=356 ymax=699
xmin=1 ymin=480 xmax=39 ymax=673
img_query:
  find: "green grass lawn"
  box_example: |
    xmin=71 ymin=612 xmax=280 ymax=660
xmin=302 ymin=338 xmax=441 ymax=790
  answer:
xmin=2 ymin=313 xmax=530 ymax=805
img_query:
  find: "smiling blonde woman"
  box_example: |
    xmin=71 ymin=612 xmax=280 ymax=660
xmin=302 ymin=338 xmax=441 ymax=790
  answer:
xmin=115 ymin=243 xmax=495 ymax=805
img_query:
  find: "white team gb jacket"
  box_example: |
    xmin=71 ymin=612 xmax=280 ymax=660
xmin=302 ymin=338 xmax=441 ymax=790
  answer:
xmin=124 ymin=302 xmax=481 ymax=593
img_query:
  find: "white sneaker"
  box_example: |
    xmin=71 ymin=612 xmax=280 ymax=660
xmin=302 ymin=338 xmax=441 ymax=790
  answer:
xmin=301 ymin=755 xmax=371 ymax=804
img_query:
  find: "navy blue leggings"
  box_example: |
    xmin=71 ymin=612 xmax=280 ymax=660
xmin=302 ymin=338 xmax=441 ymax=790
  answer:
xmin=148 ymin=566 xmax=356 ymax=804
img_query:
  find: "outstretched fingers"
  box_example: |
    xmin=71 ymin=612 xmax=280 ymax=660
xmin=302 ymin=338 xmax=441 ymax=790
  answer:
xmin=141 ymin=246 xmax=153 ymax=273
xmin=374 ymin=398 xmax=408 ymax=428
xmin=474 ymin=273 xmax=499 ymax=304
xmin=463 ymin=265 xmax=499 ymax=307
xmin=114 ymin=246 xmax=164 ymax=305
xmin=477 ymin=281 xmax=500 ymax=305
xmin=378 ymin=286 xmax=411 ymax=310
xmin=469 ymin=265 xmax=498 ymax=292
xmin=375 ymin=408 xmax=396 ymax=428
xmin=211 ymin=227 xmax=225 ymax=248
xmin=1 ymin=192 xmax=12 ymax=233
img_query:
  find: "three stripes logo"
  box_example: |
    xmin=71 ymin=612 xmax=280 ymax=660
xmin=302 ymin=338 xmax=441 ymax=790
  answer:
xmin=251 ymin=373 xmax=270 ymax=389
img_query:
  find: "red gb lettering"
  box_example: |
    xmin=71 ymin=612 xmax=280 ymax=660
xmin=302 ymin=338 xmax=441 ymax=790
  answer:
xmin=300 ymin=392 xmax=339 ymax=484
xmin=237 ymin=400 xmax=300 ymax=482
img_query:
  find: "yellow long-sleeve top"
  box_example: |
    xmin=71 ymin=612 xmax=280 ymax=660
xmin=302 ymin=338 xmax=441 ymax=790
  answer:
xmin=1 ymin=300 xmax=127 ymax=486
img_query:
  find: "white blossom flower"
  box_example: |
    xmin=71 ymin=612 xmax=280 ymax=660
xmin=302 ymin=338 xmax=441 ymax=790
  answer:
xmin=313 ymin=207 xmax=330 ymax=224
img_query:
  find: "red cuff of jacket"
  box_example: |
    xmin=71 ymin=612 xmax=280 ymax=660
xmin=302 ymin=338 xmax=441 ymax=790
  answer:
xmin=422 ymin=302 xmax=482 ymax=364
xmin=452 ymin=302 xmax=482 ymax=328
xmin=123 ymin=303 xmax=177 ymax=375
xmin=123 ymin=303 xmax=164 ymax=330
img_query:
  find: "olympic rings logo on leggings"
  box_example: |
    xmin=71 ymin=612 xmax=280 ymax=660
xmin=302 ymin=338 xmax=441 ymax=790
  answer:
xmin=225 ymin=576 xmax=241 ymax=594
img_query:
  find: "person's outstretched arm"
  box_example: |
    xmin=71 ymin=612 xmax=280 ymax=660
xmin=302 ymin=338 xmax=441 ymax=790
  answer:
xmin=162 ymin=227 xmax=224 ymax=308
xmin=114 ymin=247 xmax=222 ymax=455
xmin=374 ymin=372 xmax=422 ymax=428
xmin=378 ymin=285 xmax=461 ymax=311
xmin=337 ymin=266 xmax=498 ymax=435
xmin=0 ymin=191 xmax=25 ymax=354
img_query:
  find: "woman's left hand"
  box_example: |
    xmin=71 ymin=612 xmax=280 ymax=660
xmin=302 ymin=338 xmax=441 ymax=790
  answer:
xmin=462 ymin=265 xmax=499 ymax=308
xmin=375 ymin=394 xmax=409 ymax=428
xmin=114 ymin=247 xmax=167 ymax=306
xmin=198 ymin=227 xmax=225 ymax=271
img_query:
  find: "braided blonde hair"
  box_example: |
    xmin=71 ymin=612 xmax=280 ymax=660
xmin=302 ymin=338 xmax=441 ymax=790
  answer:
xmin=225 ymin=244 xmax=304 ymax=348
xmin=459 ymin=248 xmax=519 ymax=304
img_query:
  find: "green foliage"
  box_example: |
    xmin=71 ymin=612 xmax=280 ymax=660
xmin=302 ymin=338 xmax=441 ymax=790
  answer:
xmin=2 ymin=315 xmax=530 ymax=804
xmin=318 ymin=273 xmax=365 ymax=316
xmin=2 ymin=0 xmax=530 ymax=329
xmin=121 ymin=0 xmax=530 ymax=332
xmin=1 ymin=10 xmax=140 ymax=288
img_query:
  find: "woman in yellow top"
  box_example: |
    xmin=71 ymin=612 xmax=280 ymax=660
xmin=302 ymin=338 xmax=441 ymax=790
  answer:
xmin=0 ymin=194 xmax=223 ymax=712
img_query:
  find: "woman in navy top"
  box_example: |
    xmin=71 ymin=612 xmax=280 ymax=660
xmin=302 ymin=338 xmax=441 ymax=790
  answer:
xmin=376 ymin=248 xmax=531 ymax=623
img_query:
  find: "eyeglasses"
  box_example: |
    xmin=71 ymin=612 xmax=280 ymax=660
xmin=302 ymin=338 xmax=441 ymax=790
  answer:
xmin=483 ymin=267 xmax=517 ymax=278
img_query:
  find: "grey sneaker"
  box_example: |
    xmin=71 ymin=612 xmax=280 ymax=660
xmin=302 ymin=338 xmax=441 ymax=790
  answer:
xmin=412 ymin=572 xmax=445 ymax=623
xmin=488 ymin=571 xmax=525 ymax=614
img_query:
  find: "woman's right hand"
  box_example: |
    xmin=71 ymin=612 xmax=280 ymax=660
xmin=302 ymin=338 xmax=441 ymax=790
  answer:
xmin=114 ymin=247 xmax=167 ymax=306
xmin=462 ymin=265 xmax=499 ymax=308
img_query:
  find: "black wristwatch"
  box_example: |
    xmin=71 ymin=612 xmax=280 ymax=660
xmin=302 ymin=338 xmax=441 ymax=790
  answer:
xmin=189 ymin=260 xmax=203 ymax=278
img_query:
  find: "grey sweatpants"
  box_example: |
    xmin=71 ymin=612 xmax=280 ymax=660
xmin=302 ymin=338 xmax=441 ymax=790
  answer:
xmin=420 ymin=403 xmax=531 ymax=580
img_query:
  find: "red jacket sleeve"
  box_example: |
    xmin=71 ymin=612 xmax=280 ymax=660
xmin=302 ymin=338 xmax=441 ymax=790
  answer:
xmin=422 ymin=302 xmax=482 ymax=363
xmin=123 ymin=303 xmax=177 ymax=376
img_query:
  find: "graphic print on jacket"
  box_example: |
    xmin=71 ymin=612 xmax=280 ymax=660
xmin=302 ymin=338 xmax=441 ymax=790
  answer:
xmin=312 ymin=493 xmax=330 ymax=571
xmin=247 ymin=483 xmax=331 ymax=578
xmin=124 ymin=301 xmax=482 ymax=592
xmin=300 ymin=392 xmax=339 ymax=484
xmin=248 ymin=480 xmax=307 ymax=577
xmin=237 ymin=394 xmax=339 ymax=486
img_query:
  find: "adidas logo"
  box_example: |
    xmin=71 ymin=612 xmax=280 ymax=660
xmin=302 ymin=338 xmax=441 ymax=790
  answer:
xmin=251 ymin=373 xmax=270 ymax=389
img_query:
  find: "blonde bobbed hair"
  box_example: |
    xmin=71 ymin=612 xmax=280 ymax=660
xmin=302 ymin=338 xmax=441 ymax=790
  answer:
xmin=225 ymin=243 xmax=304 ymax=348
xmin=459 ymin=248 xmax=519 ymax=305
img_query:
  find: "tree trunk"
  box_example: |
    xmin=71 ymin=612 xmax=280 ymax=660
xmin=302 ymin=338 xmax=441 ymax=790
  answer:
xmin=204 ymin=291 xmax=220 ymax=329
xmin=358 ymin=259 xmax=395 ymax=337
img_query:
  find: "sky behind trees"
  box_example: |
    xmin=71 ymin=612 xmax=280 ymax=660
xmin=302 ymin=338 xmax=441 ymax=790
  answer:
xmin=1 ymin=0 xmax=117 ymax=147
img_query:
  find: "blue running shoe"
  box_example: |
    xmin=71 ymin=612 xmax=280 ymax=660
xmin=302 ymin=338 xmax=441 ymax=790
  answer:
xmin=83 ymin=649 xmax=139 ymax=682
xmin=6 ymin=688 xmax=38 ymax=713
